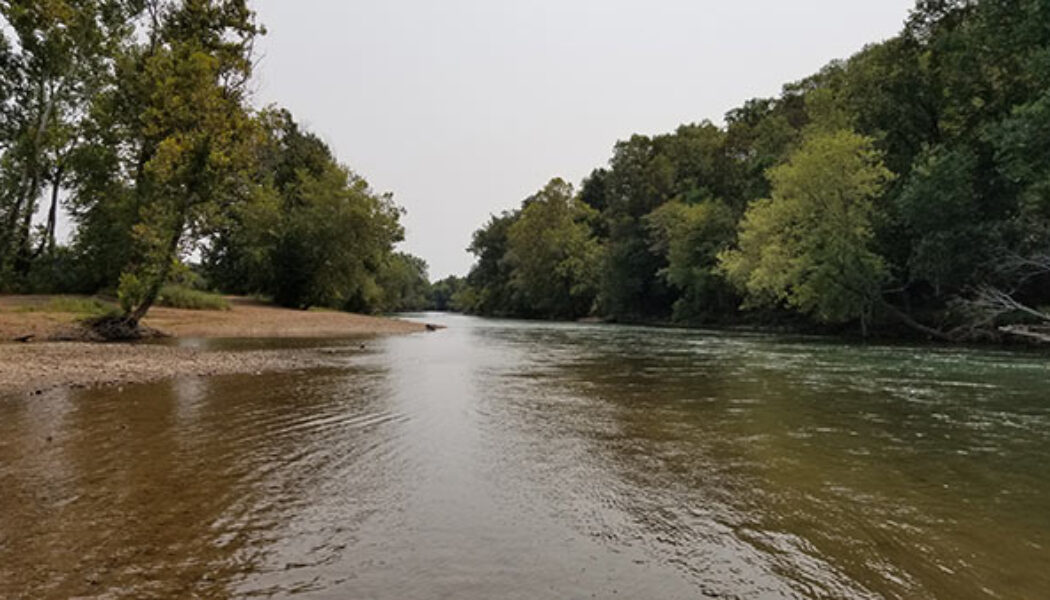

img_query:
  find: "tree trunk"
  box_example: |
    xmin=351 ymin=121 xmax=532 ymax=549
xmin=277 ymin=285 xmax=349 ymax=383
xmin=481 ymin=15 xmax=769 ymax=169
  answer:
xmin=14 ymin=183 xmax=37 ymax=273
xmin=44 ymin=172 xmax=60 ymax=254
xmin=34 ymin=161 xmax=67 ymax=258
xmin=125 ymin=210 xmax=188 ymax=327
xmin=2 ymin=186 xmax=26 ymax=263
xmin=8 ymin=171 xmax=39 ymax=276
xmin=4 ymin=80 xmax=58 ymax=272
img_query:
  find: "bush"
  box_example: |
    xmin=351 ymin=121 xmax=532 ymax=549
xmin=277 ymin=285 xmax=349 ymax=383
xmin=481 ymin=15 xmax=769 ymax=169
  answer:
xmin=156 ymin=285 xmax=230 ymax=311
xmin=117 ymin=272 xmax=149 ymax=314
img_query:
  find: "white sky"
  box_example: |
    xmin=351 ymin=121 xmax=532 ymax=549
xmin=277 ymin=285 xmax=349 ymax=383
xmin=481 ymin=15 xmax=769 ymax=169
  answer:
xmin=251 ymin=1 xmax=915 ymax=279
xmin=50 ymin=1 xmax=917 ymax=279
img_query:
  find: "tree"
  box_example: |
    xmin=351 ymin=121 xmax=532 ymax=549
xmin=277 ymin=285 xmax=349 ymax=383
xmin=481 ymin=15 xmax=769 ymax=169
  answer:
xmin=504 ymin=178 xmax=599 ymax=319
xmin=377 ymin=252 xmax=430 ymax=312
xmin=990 ymin=90 xmax=1050 ymax=228
xmin=248 ymin=163 xmax=403 ymax=311
xmin=199 ymin=107 xmax=407 ymax=313
xmin=720 ymin=129 xmax=893 ymax=334
xmin=594 ymin=135 xmax=678 ymax=320
xmin=112 ymin=0 xmax=262 ymax=329
xmin=644 ymin=198 xmax=737 ymax=322
xmin=895 ymin=146 xmax=985 ymax=297
xmin=460 ymin=210 xmax=521 ymax=316
xmin=428 ymin=275 xmax=465 ymax=311
xmin=202 ymin=107 xmax=334 ymax=295
xmin=724 ymin=98 xmax=799 ymax=206
xmin=0 ymin=2 xmax=423 ymax=329
xmin=0 ymin=0 xmax=131 ymax=288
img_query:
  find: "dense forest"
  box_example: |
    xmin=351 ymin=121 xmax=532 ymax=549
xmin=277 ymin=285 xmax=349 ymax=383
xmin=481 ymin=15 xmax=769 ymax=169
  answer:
xmin=0 ymin=0 xmax=431 ymax=336
xmin=454 ymin=0 xmax=1050 ymax=342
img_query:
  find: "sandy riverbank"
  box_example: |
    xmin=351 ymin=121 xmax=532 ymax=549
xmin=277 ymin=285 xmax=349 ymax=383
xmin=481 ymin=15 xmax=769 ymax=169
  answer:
xmin=0 ymin=295 xmax=427 ymax=340
xmin=0 ymin=295 xmax=430 ymax=397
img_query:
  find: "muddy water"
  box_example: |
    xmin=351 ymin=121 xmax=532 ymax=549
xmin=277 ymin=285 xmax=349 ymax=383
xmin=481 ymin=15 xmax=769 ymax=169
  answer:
xmin=2 ymin=314 xmax=1048 ymax=599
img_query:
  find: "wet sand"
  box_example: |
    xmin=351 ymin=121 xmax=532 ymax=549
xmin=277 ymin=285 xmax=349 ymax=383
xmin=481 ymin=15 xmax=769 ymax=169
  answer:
xmin=0 ymin=342 xmax=334 ymax=397
xmin=0 ymin=296 xmax=428 ymax=397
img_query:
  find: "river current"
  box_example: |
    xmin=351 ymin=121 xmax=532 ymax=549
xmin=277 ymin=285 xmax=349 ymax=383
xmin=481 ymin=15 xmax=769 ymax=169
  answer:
xmin=2 ymin=314 xmax=1047 ymax=598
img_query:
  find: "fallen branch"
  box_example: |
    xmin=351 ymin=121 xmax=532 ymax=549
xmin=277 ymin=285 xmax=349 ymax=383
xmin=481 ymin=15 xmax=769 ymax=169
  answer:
xmin=999 ymin=325 xmax=1050 ymax=344
xmin=879 ymin=300 xmax=957 ymax=342
xmin=971 ymin=285 xmax=1050 ymax=323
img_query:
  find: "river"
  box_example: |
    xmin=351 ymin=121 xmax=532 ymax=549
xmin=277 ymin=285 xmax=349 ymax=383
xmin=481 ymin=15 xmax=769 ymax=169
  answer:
xmin=1 ymin=313 xmax=1048 ymax=599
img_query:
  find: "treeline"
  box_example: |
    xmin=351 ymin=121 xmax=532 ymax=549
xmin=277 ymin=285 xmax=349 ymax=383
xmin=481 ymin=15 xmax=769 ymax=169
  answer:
xmin=455 ymin=0 xmax=1050 ymax=342
xmin=0 ymin=0 xmax=430 ymax=335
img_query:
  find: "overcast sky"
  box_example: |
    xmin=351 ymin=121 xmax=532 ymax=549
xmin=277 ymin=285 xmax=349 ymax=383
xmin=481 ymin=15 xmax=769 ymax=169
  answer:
xmin=251 ymin=0 xmax=915 ymax=279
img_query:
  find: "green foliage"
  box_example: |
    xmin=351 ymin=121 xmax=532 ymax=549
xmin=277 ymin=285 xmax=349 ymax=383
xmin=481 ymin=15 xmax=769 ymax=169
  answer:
xmin=458 ymin=211 xmax=521 ymax=316
xmin=3 ymin=0 xmax=1049 ymax=341
xmin=0 ymin=0 xmax=132 ymax=289
xmin=156 ymin=285 xmax=229 ymax=311
xmin=450 ymin=285 xmax=479 ymax=314
xmin=0 ymin=4 xmax=420 ymax=323
xmin=37 ymin=0 xmax=265 ymax=327
xmin=428 ymin=276 xmax=465 ymax=311
xmin=720 ymin=129 xmax=892 ymax=329
xmin=268 ymin=165 xmax=403 ymax=310
xmin=458 ymin=0 xmax=1050 ymax=339
xmin=207 ymin=165 xmax=403 ymax=311
xmin=201 ymin=108 xmax=407 ymax=313
xmin=895 ymin=146 xmax=985 ymax=295
xmin=15 ymin=296 xmax=118 ymax=317
xmin=376 ymin=252 xmax=430 ymax=312
xmin=456 ymin=179 xmax=600 ymax=320
xmin=591 ymin=134 xmax=677 ymax=320
xmin=989 ymin=90 xmax=1050 ymax=223
xmin=645 ymin=198 xmax=738 ymax=322
xmin=505 ymin=179 xmax=600 ymax=319
xmin=117 ymin=271 xmax=149 ymax=315
xmin=121 ymin=2 xmax=260 ymax=323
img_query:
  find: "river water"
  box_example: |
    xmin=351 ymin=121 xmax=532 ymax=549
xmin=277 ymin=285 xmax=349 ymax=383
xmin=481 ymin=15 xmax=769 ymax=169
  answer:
xmin=1 ymin=314 xmax=1048 ymax=599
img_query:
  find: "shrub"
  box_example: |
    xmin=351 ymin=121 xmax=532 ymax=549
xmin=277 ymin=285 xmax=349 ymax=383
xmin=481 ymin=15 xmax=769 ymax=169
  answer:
xmin=156 ymin=285 xmax=230 ymax=311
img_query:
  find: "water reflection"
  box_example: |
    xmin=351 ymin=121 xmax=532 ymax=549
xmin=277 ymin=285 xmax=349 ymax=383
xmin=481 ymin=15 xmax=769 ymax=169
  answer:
xmin=1 ymin=317 xmax=1048 ymax=599
xmin=1 ymin=356 xmax=402 ymax=598
xmin=477 ymin=320 xmax=1050 ymax=598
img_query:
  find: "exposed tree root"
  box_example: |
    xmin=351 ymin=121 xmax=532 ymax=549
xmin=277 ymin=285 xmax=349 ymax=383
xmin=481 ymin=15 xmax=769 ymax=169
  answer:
xmin=83 ymin=315 xmax=167 ymax=342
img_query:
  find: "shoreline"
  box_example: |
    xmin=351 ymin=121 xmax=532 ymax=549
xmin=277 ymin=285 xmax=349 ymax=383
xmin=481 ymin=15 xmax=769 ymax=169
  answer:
xmin=0 ymin=295 xmax=431 ymax=398
xmin=476 ymin=311 xmax=1050 ymax=349
xmin=0 ymin=341 xmax=345 ymax=398
xmin=0 ymin=295 xmax=428 ymax=341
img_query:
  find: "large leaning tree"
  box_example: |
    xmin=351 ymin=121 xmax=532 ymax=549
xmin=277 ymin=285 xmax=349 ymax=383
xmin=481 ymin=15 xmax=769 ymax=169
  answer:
xmin=79 ymin=0 xmax=262 ymax=334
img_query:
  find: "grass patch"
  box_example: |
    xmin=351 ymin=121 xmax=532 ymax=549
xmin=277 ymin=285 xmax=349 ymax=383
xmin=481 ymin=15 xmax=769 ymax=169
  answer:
xmin=15 ymin=296 xmax=119 ymax=317
xmin=156 ymin=285 xmax=230 ymax=311
xmin=307 ymin=306 xmax=338 ymax=312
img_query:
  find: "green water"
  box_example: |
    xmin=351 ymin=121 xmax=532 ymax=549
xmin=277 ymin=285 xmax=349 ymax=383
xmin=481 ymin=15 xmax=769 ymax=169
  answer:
xmin=1 ymin=314 xmax=1047 ymax=598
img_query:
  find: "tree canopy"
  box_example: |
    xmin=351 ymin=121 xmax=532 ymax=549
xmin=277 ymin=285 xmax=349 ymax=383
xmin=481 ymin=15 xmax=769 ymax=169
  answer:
xmin=719 ymin=129 xmax=892 ymax=333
